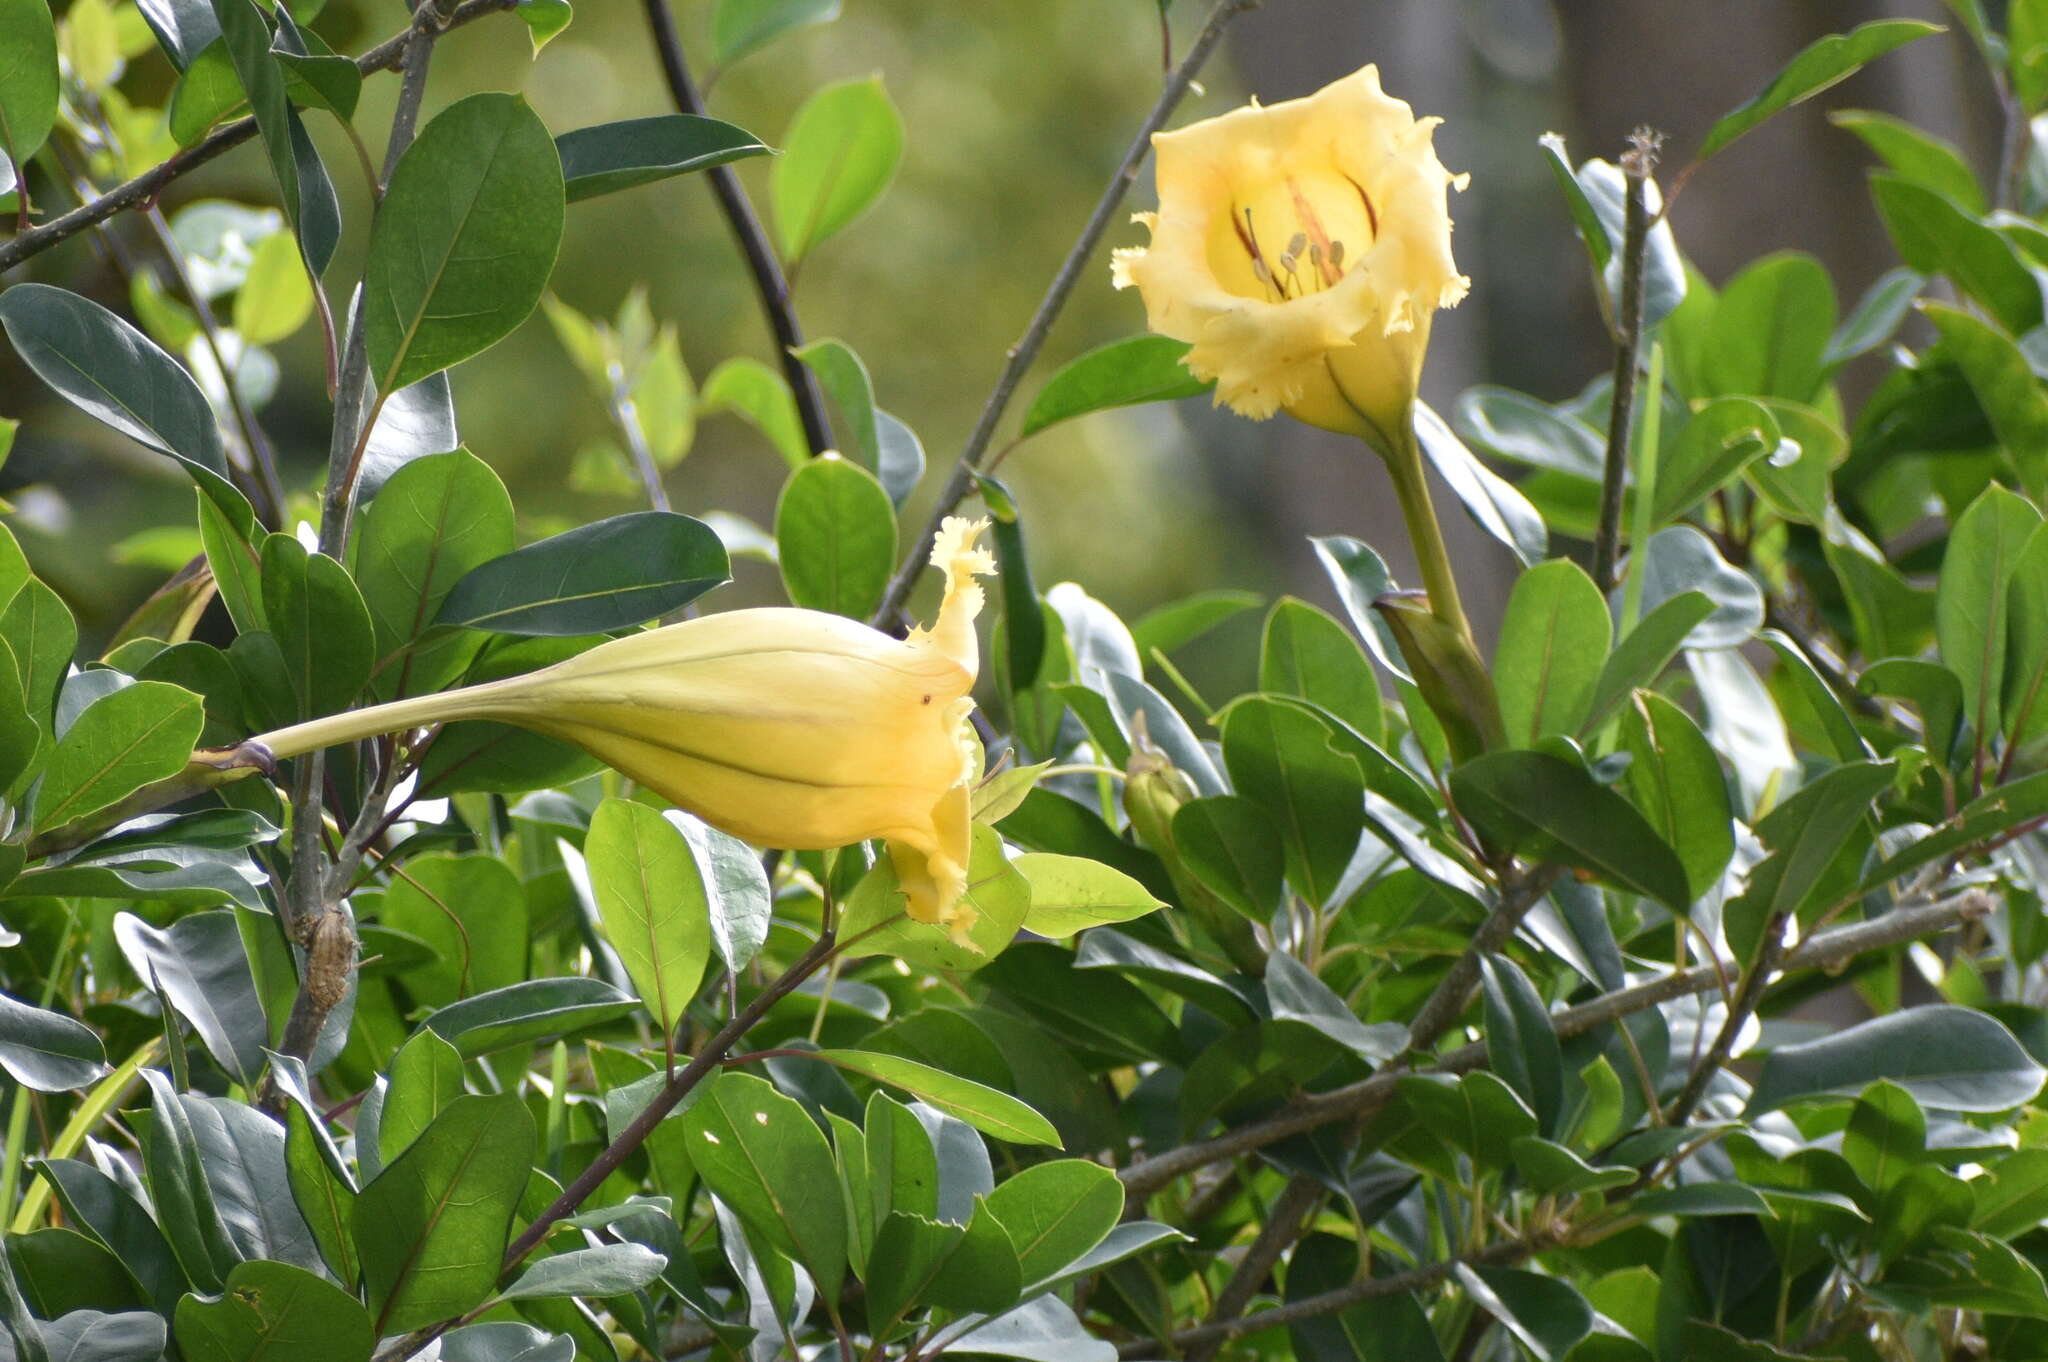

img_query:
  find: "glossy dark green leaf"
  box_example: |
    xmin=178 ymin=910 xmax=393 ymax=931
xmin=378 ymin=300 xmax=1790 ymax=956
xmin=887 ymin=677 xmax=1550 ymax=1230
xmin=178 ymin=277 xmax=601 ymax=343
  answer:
xmin=440 ymin=1324 xmax=573 ymax=1362
xmin=378 ymin=1029 xmax=465 ymax=1168
xmin=1871 ymin=175 xmax=2041 ymax=335
xmin=420 ymin=978 xmax=637 ymax=1058
xmin=1696 ymin=19 xmax=1941 ymax=160
xmin=1454 ymin=1263 xmax=1594 ymax=1361
xmin=771 ymin=75 xmax=902 ymax=262
xmin=1493 ymin=560 xmax=1609 ymax=745
xmin=32 ymin=1159 xmax=184 ymax=1316
xmin=1451 ymin=751 xmax=1690 ymax=908
xmin=1287 ymin=1234 xmax=1444 ymax=1362
xmin=711 ymin=0 xmax=839 ymax=66
xmin=1019 ymin=335 xmax=1212 ymax=438
xmin=1220 ymin=696 xmax=1365 ymax=907
xmin=981 ymin=1159 xmax=1120 ymax=1285
xmin=0 ymin=993 xmax=105 ymax=1093
xmin=209 ymin=0 xmax=311 ymax=260
xmin=1549 ymin=142 xmax=1688 ymax=331
xmin=377 ymin=852 xmax=527 ymax=1009
xmin=0 ymin=284 xmax=227 ymax=476
xmin=33 ymin=682 xmax=203 ymax=836
xmin=791 ymin=338 xmax=882 ymax=475
xmin=1620 ymin=691 xmax=1733 ymax=904
xmin=0 ymin=0 xmax=59 ymax=170
xmin=436 ymin=511 xmax=729 ymax=634
xmin=556 ymin=113 xmax=765 ymax=202
xmin=355 ymin=1093 xmax=535 ymax=1333
xmin=1823 ymin=265 xmax=1925 ymax=372
xmin=1309 ymin=533 xmax=1408 ymax=680
xmin=1629 ymin=526 xmax=1762 ymax=649
xmin=585 ymin=797 xmax=711 ymax=1037
xmin=137 ymin=0 xmax=219 ymax=67
xmin=1396 ymin=1071 xmax=1538 ymax=1172
xmin=363 ymin=92 xmax=565 ymax=393
xmin=356 ymin=374 xmax=459 ymax=500
xmin=1266 ymin=952 xmax=1404 ymax=1063
xmin=282 ymin=1099 xmax=357 ymax=1287
xmin=1748 ymin=1006 xmax=2045 ymax=1114
xmin=774 ymin=454 xmax=894 ymax=619
xmin=18 ymin=1310 xmax=165 ymax=1362
xmin=174 ymin=1259 xmax=373 ymax=1362
xmin=681 ymin=1072 xmax=847 ymax=1300
xmin=259 ymin=535 xmax=373 ymax=721
xmin=139 ymin=1070 xmax=237 ymax=1293
xmin=1480 ymin=954 xmax=1565 ymax=1138
xmin=1454 ymin=384 xmax=1604 ymax=481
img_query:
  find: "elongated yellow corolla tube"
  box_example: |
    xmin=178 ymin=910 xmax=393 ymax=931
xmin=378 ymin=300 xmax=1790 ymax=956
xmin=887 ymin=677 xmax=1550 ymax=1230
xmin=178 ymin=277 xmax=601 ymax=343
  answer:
xmin=255 ymin=517 xmax=997 ymax=938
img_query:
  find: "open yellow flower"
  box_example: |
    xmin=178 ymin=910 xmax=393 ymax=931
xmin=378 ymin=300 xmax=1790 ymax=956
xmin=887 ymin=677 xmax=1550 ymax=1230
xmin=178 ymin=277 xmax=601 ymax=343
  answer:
xmin=254 ymin=518 xmax=997 ymax=939
xmin=1112 ymin=64 xmax=1469 ymax=452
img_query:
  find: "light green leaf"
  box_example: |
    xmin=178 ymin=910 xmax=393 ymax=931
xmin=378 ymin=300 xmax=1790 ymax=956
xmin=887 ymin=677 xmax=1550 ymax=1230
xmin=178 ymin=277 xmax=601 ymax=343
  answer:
xmin=1697 ymin=19 xmax=1942 ymax=161
xmin=812 ymin=1049 xmax=1057 ymax=1146
xmin=771 ymin=75 xmax=903 ymax=263
xmin=1013 ymin=853 xmax=1162 ymax=940
xmin=585 ymin=798 xmax=711 ymax=1037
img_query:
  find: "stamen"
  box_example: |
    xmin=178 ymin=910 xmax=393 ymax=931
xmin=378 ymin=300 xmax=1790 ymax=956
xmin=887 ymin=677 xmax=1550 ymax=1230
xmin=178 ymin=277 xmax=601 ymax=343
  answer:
xmin=1286 ymin=232 xmax=1308 ymax=260
xmin=1328 ymin=240 xmax=1345 ymax=269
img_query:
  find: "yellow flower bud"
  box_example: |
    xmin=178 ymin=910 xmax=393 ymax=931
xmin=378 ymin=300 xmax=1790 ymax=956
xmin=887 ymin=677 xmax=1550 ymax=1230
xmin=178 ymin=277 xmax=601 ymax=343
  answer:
xmin=1112 ymin=65 xmax=1469 ymax=455
xmin=254 ymin=518 xmax=997 ymax=939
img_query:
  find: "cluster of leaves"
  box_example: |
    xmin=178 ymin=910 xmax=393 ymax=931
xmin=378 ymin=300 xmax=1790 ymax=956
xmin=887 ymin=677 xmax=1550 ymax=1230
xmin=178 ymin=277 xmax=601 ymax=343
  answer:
xmin=7 ymin=1 xmax=2048 ymax=1361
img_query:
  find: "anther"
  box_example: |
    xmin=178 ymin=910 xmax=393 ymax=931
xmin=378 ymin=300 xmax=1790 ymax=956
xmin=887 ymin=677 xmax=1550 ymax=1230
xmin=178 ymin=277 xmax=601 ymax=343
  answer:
xmin=1286 ymin=232 xmax=1308 ymax=259
xmin=1328 ymin=240 xmax=1345 ymax=268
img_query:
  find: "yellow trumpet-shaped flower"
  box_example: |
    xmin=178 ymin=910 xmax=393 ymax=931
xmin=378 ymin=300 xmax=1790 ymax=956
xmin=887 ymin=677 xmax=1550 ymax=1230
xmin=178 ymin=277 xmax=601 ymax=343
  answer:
xmin=255 ymin=518 xmax=997 ymax=938
xmin=1112 ymin=65 xmax=1469 ymax=453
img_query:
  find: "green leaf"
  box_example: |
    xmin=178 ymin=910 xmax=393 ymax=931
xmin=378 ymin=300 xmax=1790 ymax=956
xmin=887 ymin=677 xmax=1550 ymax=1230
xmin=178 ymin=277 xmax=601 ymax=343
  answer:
xmin=1652 ymin=397 xmax=1782 ymax=526
xmin=1493 ymin=560 xmax=1610 ymax=745
xmin=1012 ymin=853 xmax=1162 ymax=939
xmin=1620 ymin=691 xmax=1733 ymax=904
xmin=1131 ymin=589 xmax=1260 ymax=657
xmin=1842 ymin=1080 xmax=1926 ymax=1196
xmin=981 ymin=1159 xmax=1120 ymax=1285
xmin=378 ymin=852 xmax=528 ymax=1008
xmin=1018 ymin=335 xmax=1212 ymax=438
xmin=352 ymin=449 xmax=514 ymax=699
xmin=1265 ymin=952 xmax=1405 ymax=1063
xmin=1938 ymin=483 xmax=2041 ymax=740
xmin=2006 ymin=522 xmax=2048 ymax=749
xmin=1871 ymin=175 xmax=2041 ymax=335
xmin=841 ymin=824 xmax=1031 ymax=972
xmin=231 ymin=228 xmax=312 ymax=345
xmin=1630 ymin=526 xmax=1762 ymax=649
xmin=810 ymin=1049 xmax=1057 ymax=1146
xmin=0 ymin=0 xmax=61 ymax=171
xmin=681 ymin=1072 xmax=847 ymax=1301
xmin=1824 ymin=266 xmax=1926 ymax=372
xmin=499 ymin=1243 xmax=667 ymax=1301
xmin=1397 ymin=1071 xmax=1538 ymax=1171
xmin=863 ymin=1206 xmax=1016 ymax=1325
xmin=0 ymin=283 xmax=228 ymax=477
xmin=1171 ymin=795 xmax=1284 ymax=922
xmin=33 ymin=681 xmax=202 ymax=835
xmin=792 ymin=336 xmax=879 ymax=469
xmin=139 ymin=1071 xmax=236 ymax=1293
xmin=362 ymin=92 xmax=565 ymax=393
xmin=556 ymin=113 xmax=766 ymax=202
xmin=1454 ymin=384 xmax=1604 ymax=481
xmin=259 ymin=535 xmax=374 ymax=721
xmin=1455 ymin=1263 xmax=1595 ymax=1362
xmin=1480 ymin=954 xmax=1566 ymax=1138
xmin=1416 ymin=402 xmax=1547 ymax=567
xmin=167 ymin=41 xmax=242 ymax=146
xmin=174 ymin=1259 xmax=374 ymax=1362
xmin=0 ymin=992 xmax=105 ymax=1093
xmin=112 ymin=910 xmax=265 ymax=1090
xmin=1696 ymin=19 xmax=1942 ymax=160
xmin=378 ymin=1029 xmax=466 ymax=1167
xmin=1259 ymin=597 xmax=1383 ymax=745
xmin=512 ymin=0 xmax=570 ymax=52
xmin=712 ymin=0 xmax=839 ymax=67
xmin=774 ymin=454 xmax=895 ymax=619
xmin=419 ymin=978 xmax=639 ymax=1058
xmin=355 ymin=1093 xmax=535 ymax=1334
xmin=282 ymin=1100 xmax=357 ymax=1287
xmin=1287 ymin=1234 xmax=1444 ymax=1362
xmin=1220 ymin=696 xmax=1365 ymax=907
xmin=1923 ymin=302 xmax=2048 ymax=504
xmin=1451 ymin=751 xmax=1690 ymax=909
xmin=1747 ymin=1006 xmax=2045 ymax=1114
xmin=209 ymin=0 xmax=316 ymax=265
xmin=1762 ymin=628 xmax=1869 ymax=762
xmin=1701 ymin=255 xmax=1836 ymax=404
xmin=584 ymin=798 xmax=711 ymax=1037
xmin=771 ymin=74 xmax=903 ymax=263
xmin=1830 ymin=109 xmax=1984 ymax=213
xmin=436 ymin=510 xmax=729 ymax=635
xmin=702 ymin=356 xmax=807 ymax=465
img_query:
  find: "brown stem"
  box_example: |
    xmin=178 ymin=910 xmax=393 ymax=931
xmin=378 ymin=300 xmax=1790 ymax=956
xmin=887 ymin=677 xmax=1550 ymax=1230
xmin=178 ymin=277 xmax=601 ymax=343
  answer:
xmin=1184 ymin=1174 xmax=1324 ymax=1362
xmin=1404 ymin=864 xmax=1564 ymax=1058
xmin=0 ymin=0 xmax=519 ymax=275
xmin=640 ymin=0 xmax=834 ymax=460
xmin=1117 ymin=891 xmax=1988 ymax=1201
xmin=867 ymin=0 xmax=1262 ymax=630
xmin=1591 ymin=128 xmax=1661 ymax=592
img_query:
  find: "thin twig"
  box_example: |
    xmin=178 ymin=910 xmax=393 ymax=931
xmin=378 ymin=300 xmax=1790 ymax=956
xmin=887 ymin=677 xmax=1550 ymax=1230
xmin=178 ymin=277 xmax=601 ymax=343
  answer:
xmin=1185 ymin=1174 xmax=1324 ymax=1362
xmin=641 ymin=0 xmax=834 ymax=459
xmin=866 ymin=0 xmax=1261 ymax=629
xmin=1117 ymin=890 xmax=1988 ymax=1200
xmin=1117 ymin=1226 xmax=1565 ymax=1357
xmin=1590 ymin=128 xmax=1661 ymax=592
xmin=0 ymin=0 xmax=518 ymax=275
xmin=376 ymin=929 xmax=845 ymax=1362
xmin=1404 ymin=864 xmax=1564 ymax=1057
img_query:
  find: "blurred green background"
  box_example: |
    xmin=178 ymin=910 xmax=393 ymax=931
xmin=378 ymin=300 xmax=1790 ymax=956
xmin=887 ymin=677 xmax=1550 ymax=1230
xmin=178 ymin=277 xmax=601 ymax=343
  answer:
xmin=0 ymin=0 xmax=1994 ymax=698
